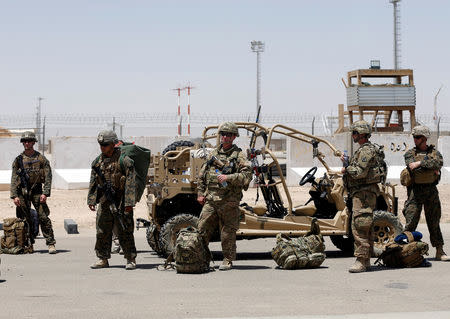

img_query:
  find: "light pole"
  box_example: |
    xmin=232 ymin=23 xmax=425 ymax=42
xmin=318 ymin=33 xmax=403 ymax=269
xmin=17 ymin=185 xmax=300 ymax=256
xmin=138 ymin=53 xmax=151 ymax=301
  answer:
xmin=36 ymin=97 xmax=44 ymax=150
xmin=251 ymin=40 xmax=265 ymax=114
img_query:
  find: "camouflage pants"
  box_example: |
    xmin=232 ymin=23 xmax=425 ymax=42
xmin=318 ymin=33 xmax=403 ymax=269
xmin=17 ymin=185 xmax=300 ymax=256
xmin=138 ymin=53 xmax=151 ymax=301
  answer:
xmin=402 ymin=184 xmax=443 ymax=247
xmin=198 ymin=199 xmax=240 ymax=261
xmin=95 ymin=202 xmax=136 ymax=260
xmin=16 ymin=194 xmax=55 ymax=246
xmin=351 ymin=191 xmax=376 ymax=258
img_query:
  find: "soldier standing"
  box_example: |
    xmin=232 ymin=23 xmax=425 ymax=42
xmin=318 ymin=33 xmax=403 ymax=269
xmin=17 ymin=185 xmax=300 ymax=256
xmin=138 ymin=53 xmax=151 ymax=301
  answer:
xmin=87 ymin=130 xmax=137 ymax=270
xmin=402 ymin=125 xmax=450 ymax=261
xmin=10 ymin=131 xmax=56 ymax=254
xmin=197 ymin=122 xmax=252 ymax=271
xmin=341 ymin=120 xmax=386 ymax=273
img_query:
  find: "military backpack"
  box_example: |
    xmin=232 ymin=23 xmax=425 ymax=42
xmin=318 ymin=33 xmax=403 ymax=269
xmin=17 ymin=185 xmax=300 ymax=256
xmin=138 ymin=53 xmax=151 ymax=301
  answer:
xmin=375 ymin=231 xmax=429 ymax=268
xmin=172 ymin=227 xmax=211 ymax=274
xmin=1 ymin=218 xmax=33 ymax=254
xmin=271 ymin=218 xmax=326 ymax=269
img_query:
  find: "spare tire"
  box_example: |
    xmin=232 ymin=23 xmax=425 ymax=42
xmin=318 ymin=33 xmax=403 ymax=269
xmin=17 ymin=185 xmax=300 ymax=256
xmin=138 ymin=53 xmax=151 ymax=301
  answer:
xmin=162 ymin=140 xmax=195 ymax=155
xmin=372 ymin=210 xmax=403 ymax=257
xmin=159 ymin=214 xmax=199 ymax=256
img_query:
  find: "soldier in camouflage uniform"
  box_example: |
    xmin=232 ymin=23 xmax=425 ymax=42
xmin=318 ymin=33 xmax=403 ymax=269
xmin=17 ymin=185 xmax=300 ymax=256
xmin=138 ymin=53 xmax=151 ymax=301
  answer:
xmin=87 ymin=130 xmax=138 ymax=270
xmin=341 ymin=120 xmax=386 ymax=273
xmin=402 ymin=125 xmax=450 ymax=261
xmin=197 ymin=122 xmax=252 ymax=271
xmin=10 ymin=131 xmax=56 ymax=254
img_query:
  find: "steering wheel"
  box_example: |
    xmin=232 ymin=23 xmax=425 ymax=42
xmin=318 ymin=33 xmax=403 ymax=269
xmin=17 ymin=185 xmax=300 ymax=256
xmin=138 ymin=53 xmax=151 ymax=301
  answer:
xmin=299 ymin=166 xmax=318 ymax=186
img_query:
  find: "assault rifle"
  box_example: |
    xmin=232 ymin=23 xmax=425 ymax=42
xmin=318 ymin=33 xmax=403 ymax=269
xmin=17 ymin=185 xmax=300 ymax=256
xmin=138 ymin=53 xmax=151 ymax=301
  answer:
xmin=16 ymin=155 xmax=35 ymax=242
xmin=93 ymin=165 xmax=126 ymax=230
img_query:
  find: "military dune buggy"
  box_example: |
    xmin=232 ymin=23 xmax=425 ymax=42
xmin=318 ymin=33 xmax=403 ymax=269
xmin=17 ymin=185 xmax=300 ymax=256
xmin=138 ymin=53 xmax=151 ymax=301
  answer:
xmin=137 ymin=123 xmax=403 ymax=257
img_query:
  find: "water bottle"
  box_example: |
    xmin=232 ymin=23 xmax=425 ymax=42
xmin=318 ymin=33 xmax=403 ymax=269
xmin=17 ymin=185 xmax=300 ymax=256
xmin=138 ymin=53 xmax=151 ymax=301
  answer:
xmin=343 ymin=150 xmax=349 ymax=168
xmin=216 ymin=169 xmax=228 ymax=187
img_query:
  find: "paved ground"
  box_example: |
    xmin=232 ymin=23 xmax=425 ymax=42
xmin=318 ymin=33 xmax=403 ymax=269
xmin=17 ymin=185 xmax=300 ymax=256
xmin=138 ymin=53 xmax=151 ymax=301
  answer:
xmin=1 ymin=224 xmax=450 ymax=319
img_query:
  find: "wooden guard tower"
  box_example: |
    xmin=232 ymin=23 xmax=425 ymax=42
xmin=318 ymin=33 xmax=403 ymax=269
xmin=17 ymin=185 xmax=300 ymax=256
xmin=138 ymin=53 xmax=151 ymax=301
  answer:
xmin=336 ymin=68 xmax=416 ymax=133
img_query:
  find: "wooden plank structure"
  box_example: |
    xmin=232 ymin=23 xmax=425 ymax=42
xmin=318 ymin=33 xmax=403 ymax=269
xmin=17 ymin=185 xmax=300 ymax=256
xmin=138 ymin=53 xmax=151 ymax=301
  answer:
xmin=336 ymin=68 xmax=416 ymax=133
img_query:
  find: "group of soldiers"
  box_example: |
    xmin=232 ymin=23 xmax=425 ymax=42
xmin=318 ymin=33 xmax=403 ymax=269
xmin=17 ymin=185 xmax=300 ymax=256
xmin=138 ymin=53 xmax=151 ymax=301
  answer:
xmin=8 ymin=120 xmax=450 ymax=272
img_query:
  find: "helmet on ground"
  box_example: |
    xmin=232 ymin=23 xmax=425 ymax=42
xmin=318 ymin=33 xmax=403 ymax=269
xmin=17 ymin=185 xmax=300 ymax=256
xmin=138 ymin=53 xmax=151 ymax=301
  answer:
xmin=351 ymin=120 xmax=372 ymax=135
xmin=411 ymin=125 xmax=431 ymax=139
xmin=20 ymin=131 xmax=37 ymax=143
xmin=97 ymin=130 xmax=118 ymax=145
xmin=218 ymin=122 xmax=239 ymax=137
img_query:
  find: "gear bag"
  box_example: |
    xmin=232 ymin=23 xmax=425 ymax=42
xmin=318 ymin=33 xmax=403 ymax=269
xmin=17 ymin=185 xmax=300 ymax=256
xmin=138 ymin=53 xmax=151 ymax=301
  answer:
xmin=1 ymin=218 xmax=33 ymax=254
xmin=271 ymin=218 xmax=326 ymax=269
xmin=375 ymin=231 xmax=429 ymax=268
xmin=170 ymin=227 xmax=211 ymax=274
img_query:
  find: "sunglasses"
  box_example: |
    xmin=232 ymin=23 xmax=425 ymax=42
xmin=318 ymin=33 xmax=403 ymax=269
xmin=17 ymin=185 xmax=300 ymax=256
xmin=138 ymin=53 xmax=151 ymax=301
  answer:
xmin=352 ymin=131 xmax=359 ymax=135
xmin=220 ymin=132 xmax=233 ymax=137
xmin=99 ymin=142 xmax=111 ymax=147
xmin=22 ymin=139 xmax=34 ymax=143
xmin=413 ymin=136 xmax=424 ymax=139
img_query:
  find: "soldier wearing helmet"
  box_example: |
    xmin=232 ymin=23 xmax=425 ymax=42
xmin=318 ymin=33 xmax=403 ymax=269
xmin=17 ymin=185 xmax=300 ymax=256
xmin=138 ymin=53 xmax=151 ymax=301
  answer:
xmin=87 ymin=130 xmax=138 ymax=270
xmin=197 ymin=122 xmax=251 ymax=270
xmin=402 ymin=125 xmax=449 ymax=261
xmin=10 ymin=131 xmax=57 ymax=254
xmin=340 ymin=120 xmax=386 ymax=273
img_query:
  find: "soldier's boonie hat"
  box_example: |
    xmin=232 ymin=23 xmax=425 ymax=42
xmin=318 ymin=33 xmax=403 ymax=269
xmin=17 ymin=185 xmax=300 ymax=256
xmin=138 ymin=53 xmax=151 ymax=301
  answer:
xmin=411 ymin=125 xmax=431 ymax=139
xmin=218 ymin=122 xmax=239 ymax=137
xmin=350 ymin=120 xmax=372 ymax=135
xmin=97 ymin=130 xmax=118 ymax=144
xmin=20 ymin=131 xmax=37 ymax=143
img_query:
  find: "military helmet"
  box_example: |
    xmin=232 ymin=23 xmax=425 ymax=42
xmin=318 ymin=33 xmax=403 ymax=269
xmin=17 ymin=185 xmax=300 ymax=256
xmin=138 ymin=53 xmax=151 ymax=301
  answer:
xmin=411 ymin=125 xmax=431 ymax=139
xmin=351 ymin=120 xmax=372 ymax=135
xmin=218 ymin=121 xmax=239 ymax=137
xmin=97 ymin=130 xmax=118 ymax=145
xmin=20 ymin=131 xmax=37 ymax=143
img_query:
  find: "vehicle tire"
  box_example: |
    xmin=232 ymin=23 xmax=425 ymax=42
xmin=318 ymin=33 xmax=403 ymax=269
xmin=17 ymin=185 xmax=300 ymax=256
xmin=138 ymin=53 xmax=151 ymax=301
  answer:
xmin=372 ymin=210 xmax=403 ymax=257
xmin=159 ymin=214 xmax=199 ymax=256
xmin=330 ymin=235 xmax=354 ymax=255
xmin=145 ymin=223 xmax=161 ymax=255
xmin=162 ymin=140 xmax=194 ymax=155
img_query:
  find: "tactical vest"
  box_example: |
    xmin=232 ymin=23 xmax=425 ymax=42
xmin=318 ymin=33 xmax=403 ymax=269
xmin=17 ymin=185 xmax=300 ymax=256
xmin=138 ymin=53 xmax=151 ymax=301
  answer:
xmin=202 ymin=146 xmax=244 ymax=198
xmin=20 ymin=152 xmax=46 ymax=185
xmin=173 ymin=227 xmax=211 ymax=273
xmin=411 ymin=147 xmax=440 ymax=184
xmin=1 ymin=218 xmax=33 ymax=254
xmin=94 ymin=150 xmax=126 ymax=192
xmin=346 ymin=143 xmax=387 ymax=187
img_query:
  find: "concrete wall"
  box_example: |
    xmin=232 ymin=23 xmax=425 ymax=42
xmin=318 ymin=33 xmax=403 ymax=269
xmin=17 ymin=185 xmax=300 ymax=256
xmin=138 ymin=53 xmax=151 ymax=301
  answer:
xmin=0 ymin=137 xmax=29 ymax=170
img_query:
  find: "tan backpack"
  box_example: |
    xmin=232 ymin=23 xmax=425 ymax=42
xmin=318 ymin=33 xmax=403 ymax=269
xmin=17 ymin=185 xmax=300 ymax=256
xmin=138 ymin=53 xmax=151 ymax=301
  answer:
xmin=1 ymin=218 xmax=33 ymax=254
xmin=375 ymin=232 xmax=429 ymax=268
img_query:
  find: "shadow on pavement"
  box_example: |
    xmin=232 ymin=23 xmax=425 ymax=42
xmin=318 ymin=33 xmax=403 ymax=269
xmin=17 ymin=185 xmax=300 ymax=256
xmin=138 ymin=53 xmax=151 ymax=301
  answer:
xmin=34 ymin=249 xmax=71 ymax=254
xmin=0 ymin=280 xmax=6 ymax=283
xmin=325 ymin=250 xmax=353 ymax=258
xmin=231 ymin=265 xmax=271 ymax=270
xmin=210 ymin=251 xmax=273 ymax=261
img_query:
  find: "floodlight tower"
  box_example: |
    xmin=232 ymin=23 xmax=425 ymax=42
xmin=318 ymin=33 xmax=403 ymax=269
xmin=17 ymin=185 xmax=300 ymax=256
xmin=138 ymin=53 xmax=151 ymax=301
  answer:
xmin=184 ymin=84 xmax=195 ymax=136
xmin=390 ymin=0 xmax=401 ymax=70
xmin=173 ymin=87 xmax=184 ymax=136
xmin=36 ymin=97 xmax=44 ymax=149
xmin=251 ymin=40 xmax=265 ymax=114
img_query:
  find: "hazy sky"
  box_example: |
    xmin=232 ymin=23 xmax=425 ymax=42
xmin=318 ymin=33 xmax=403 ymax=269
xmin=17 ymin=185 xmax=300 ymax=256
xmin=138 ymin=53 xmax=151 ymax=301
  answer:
xmin=0 ymin=0 xmax=449 ymax=116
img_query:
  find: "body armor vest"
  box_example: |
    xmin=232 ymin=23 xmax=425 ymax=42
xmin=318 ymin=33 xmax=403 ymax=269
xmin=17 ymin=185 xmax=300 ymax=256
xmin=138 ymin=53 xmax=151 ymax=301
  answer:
xmin=412 ymin=148 xmax=440 ymax=184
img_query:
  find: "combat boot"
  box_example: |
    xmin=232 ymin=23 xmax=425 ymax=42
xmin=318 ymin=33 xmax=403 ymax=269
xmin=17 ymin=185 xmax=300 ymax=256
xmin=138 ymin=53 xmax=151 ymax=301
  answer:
xmin=348 ymin=257 xmax=369 ymax=273
xmin=435 ymin=246 xmax=450 ymax=261
xmin=219 ymin=259 xmax=232 ymax=271
xmin=125 ymin=258 xmax=136 ymax=270
xmin=48 ymin=245 xmax=57 ymax=254
xmin=90 ymin=258 xmax=109 ymax=269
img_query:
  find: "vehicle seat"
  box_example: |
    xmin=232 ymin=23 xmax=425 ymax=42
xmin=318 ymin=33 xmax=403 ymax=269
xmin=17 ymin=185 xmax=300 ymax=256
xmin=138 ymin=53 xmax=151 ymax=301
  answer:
xmin=293 ymin=203 xmax=317 ymax=216
xmin=252 ymin=205 xmax=268 ymax=216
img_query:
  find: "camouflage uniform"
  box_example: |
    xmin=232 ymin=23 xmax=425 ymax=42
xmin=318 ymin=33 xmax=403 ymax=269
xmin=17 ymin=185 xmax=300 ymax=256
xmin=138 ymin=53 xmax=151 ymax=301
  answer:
xmin=402 ymin=144 xmax=444 ymax=248
xmin=87 ymin=148 xmax=137 ymax=261
xmin=197 ymin=124 xmax=251 ymax=264
xmin=10 ymin=141 xmax=55 ymax=247
xmin=345 ymin=142 xmax=380 ymax=259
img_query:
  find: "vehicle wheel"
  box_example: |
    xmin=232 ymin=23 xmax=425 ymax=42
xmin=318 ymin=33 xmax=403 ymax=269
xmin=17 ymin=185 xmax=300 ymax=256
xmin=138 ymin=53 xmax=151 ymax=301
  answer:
xmin=372 ymin=210 xmax=403 ymax=257
xmin=330 ymin=235 xmax=354 ymax=255
xmin=162 ymin=140 xmax=195 ymax=155
xmin=159 ymin=214 xmax=199 ymax=256
xmin=145 ymin=223 xmax=161 ymax=255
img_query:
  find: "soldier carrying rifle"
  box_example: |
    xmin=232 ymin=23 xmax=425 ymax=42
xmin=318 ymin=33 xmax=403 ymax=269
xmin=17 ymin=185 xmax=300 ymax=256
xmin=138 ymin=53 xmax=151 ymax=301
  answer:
xmin=87 ymin=130 xmax=137 ymax=270
xmin=10 ymin=131 xmax=56 ymax=254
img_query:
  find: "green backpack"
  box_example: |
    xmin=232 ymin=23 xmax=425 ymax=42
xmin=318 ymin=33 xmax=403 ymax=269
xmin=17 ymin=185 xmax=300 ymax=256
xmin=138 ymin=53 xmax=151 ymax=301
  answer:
xmin=118 ymin=142 xmax=151 ymax=202
xmin=1 ymin=218 xmax=33 ymax=254
xmin=173 ymin=227 xmax=211 ymax=274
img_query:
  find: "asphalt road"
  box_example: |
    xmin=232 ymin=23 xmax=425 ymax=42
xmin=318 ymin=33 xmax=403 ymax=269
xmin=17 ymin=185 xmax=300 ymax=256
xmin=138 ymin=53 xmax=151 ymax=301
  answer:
xmin=1 ymin=224 xmax=450 ymax=319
